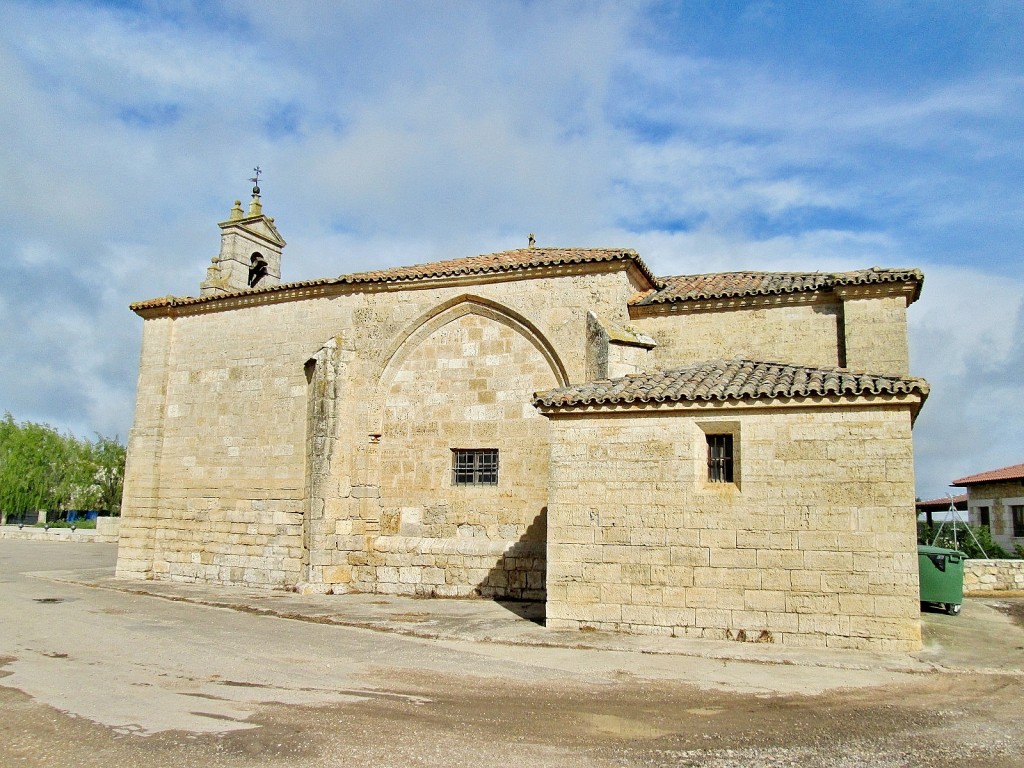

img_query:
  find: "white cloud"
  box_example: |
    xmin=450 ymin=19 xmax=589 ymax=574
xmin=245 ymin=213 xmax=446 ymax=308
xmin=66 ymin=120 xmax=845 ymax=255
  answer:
xmin=0 ymin=0 xmax=1020 ymax=499
xmin=909 ymin=266 xmax=1024 ymax=495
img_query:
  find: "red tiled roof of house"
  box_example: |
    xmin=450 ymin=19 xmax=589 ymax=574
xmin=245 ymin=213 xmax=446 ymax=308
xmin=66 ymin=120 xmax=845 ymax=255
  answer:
xmin=131 ymin=247 xmax=658 ymax=312
xmin=916 ymin=494 xmax=968 ymax=511
xmin=951 ymin=463 xmax=1024 ymax=487
xmin=630 ymin=267 xmax=923 ymax=307
xmin=533 ymin=358 xmax=929 ymax=409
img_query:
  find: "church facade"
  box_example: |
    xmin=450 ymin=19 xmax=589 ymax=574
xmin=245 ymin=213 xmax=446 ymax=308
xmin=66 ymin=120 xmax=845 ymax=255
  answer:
xmin=117 ymin=190 xmax=928 ymax=651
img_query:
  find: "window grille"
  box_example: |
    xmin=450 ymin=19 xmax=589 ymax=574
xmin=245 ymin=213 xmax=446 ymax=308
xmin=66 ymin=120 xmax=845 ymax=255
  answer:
xmin=706 ymin=434 xmax=734 ymax=483
xmin=452 ymin=449 xmax=499 ymax=486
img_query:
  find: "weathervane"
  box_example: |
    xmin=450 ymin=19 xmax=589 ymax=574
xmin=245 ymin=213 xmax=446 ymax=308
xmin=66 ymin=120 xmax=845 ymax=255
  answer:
xmin=249 ymin=166 xmax=262 ymax=195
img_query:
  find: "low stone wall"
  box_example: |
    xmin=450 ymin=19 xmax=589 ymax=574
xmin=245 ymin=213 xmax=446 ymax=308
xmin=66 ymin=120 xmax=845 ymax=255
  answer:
xmin=964 ymin=559 xmax=1024 ymax=593
xmin=0 ymin=518 xmax=120 ymax=544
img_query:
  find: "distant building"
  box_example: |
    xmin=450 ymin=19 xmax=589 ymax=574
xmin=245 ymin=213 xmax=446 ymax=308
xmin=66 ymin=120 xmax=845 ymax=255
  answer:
xmin=117 ymin=188 xmax=929 ymax=651
xmin=916 ymin=494 xmax=968 ymax=526
xmin=951 ymin=463 xmax=1024 ymax=550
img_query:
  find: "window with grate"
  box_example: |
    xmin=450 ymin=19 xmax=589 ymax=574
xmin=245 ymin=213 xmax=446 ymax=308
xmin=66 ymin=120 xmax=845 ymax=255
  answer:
xmin=706 ymin=434 xmax=734 ymax=483
xmin=452 ymin=449 xmax=499 ymax=486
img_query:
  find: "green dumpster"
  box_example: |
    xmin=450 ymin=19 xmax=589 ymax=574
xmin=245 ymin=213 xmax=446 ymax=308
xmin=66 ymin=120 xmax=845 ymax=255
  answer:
xmin=917 ymin=544 xmax=965 ymax=616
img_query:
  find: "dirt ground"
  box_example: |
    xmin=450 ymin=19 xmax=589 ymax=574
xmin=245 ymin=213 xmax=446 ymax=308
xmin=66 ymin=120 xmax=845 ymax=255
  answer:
xmin=2 ymin=540 xmax=1023 ymax=768
xmin=995 ymin=599 xmax=1024 ymax=629
xmin=2 ymin=663 xmax=1021 ymax=768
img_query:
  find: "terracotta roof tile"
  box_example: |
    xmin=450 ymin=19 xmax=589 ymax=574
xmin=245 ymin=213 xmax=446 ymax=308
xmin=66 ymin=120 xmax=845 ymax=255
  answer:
xmin=533 ymin=359 xmax=929 ymax=409
xmin=631 ymin=267 xmax=923 ymax=307
xmin=916 ymin=494 xmax=968 ymax=511
xmin=131 ymin=247 xmax=657 ymax=312
xmin=951 ymin=463 xmax=1024 ymax=487
xmin=337 ymin=247 xmax=657 ymax=285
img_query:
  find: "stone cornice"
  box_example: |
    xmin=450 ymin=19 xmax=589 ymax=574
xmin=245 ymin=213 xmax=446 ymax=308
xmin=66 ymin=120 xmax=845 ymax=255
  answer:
xmin=832 ymin=282 xmax=918 ymax=302
xmin=628 ymin=290 xmax=834 ymax=318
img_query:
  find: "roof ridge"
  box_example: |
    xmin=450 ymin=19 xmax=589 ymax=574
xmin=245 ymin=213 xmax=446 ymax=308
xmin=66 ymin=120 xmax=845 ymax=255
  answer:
xmin=336 ymin=246 xmax=650 ymax=284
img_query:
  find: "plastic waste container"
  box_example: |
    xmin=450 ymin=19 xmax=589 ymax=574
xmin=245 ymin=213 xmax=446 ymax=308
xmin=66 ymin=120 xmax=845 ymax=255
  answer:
xmin=918 ymin=544 xmax=965 ymax=616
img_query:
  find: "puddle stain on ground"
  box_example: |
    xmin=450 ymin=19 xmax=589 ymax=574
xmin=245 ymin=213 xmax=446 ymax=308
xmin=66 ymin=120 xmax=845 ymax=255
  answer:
xmin=210 ymin=679 xmax=432 ymax=704
xmin=389 ymin=612 xmax=432 ymax=623
xmin=189 ymin=711 xmax=248 ymax=723
xmin=580 ymin=713 xmax=673 ymax=739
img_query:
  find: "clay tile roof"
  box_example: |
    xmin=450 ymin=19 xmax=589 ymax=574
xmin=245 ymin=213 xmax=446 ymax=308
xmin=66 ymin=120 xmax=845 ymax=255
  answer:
xmin=337 ymin=247 xmax=657 ymax=286
xmin=631 ymin=267 xmax=923 ymax=306
xmin=130 ymin=247 xmax=658 ymax=312
xmin=916 ymin=494 xmax=968 ymax=511
xmin=951 ymin=463 xmax=1024 ymax=487
xmin=533 ymin=359 xmax=929 ymax=409
xmin=128 ymin=278 xmax=338 ymax=311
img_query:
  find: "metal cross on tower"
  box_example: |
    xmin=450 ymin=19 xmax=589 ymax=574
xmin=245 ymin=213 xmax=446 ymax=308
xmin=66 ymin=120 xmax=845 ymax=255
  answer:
xmin=250 ymin=166 xmax=262 ymax=195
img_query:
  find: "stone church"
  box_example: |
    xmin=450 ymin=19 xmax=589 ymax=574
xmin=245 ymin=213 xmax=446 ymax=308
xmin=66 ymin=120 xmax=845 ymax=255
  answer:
xmin=117 ymin=188 xmax=929 ymax=651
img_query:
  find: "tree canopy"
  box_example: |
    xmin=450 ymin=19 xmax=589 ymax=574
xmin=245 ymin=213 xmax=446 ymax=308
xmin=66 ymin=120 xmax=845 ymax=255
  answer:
xmin=0 ymin=413 xmax=126 ymax=518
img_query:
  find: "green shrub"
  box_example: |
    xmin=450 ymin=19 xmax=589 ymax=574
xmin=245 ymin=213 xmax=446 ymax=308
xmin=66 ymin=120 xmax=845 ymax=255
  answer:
xmin=918 ymin=521 xmax=1013 ymax=559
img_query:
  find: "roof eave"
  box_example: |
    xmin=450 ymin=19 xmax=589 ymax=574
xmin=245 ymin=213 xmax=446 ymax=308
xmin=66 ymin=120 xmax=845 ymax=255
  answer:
xmin=535 ymin=391 xmax=928 ymax=417
xmin=129 ymin=251 xmax=657 ymax=318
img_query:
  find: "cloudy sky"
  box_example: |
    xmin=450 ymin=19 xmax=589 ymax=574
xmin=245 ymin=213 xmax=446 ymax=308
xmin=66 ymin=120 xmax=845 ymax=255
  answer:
xmin=1 ymin=0 xmax=1021 ymax=498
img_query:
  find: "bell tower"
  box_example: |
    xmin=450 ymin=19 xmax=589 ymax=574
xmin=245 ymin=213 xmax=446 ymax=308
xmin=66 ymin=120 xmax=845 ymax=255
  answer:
xmin=200 ymin=169 xmax=286 ymax=297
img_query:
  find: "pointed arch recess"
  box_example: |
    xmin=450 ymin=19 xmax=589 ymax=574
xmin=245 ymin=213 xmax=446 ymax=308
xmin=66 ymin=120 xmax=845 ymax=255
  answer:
xmin=370 ymin=295 xmax=569 ymax=432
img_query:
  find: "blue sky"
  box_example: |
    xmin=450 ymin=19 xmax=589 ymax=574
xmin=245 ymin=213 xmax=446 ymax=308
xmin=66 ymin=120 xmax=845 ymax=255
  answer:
xmin=1 ymin=0 xmax=1022 ymax=497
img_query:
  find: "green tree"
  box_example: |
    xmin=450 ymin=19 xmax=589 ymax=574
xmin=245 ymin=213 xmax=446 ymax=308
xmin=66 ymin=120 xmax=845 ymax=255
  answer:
xmin=0 ymin=415 xmax=55 ymax=517
xmin=74 ymin=435 xmax=127 ymax=514
xmin=0 ymin=413 xmax=127 ymax=521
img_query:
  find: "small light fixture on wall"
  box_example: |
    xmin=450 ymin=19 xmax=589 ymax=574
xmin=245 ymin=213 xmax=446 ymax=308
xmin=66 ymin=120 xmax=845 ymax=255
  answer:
xmin=369 ymin=434 xmax=382 ymax=444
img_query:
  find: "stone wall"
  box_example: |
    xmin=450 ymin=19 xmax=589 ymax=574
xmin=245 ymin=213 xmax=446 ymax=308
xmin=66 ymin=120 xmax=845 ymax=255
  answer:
xmin=964 ymin=559 xmax=1024 ymax=593
xmin=632 ymin=299 xmax=843 ymax=371
xmin=118 ymin=264 xmax=643 ymax=593
xmin=367 ymin=311 xmax=555 ymax=598
xmin=544 ymin=403 xmax=921 ymax=652
xmin=964 ymin=480 xmax=1024 ymax=551
xmin=630 ymin=291 xmax=912 ymax=376
xmin=96 ymin=516 xmax=121 ymax=541
xmin=117 ymin=315 xmax=175 ymax=579
xmin=118 ymin=302 xmax=310 ymax=587
xmin=837 ymin=291 xmax=911 ymax=376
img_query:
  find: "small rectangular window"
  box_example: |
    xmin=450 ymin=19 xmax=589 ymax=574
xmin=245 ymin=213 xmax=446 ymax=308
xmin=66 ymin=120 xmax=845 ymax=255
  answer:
xmin=1012 ymin=505 xmax=1024 ymax=537
xmin=978 ymin=506 xmax=990 ymax=528
xmin=706 ymin=434 xmax=734 ymax=483
xmin=452 ymin=449 xmax=499 ymax=486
